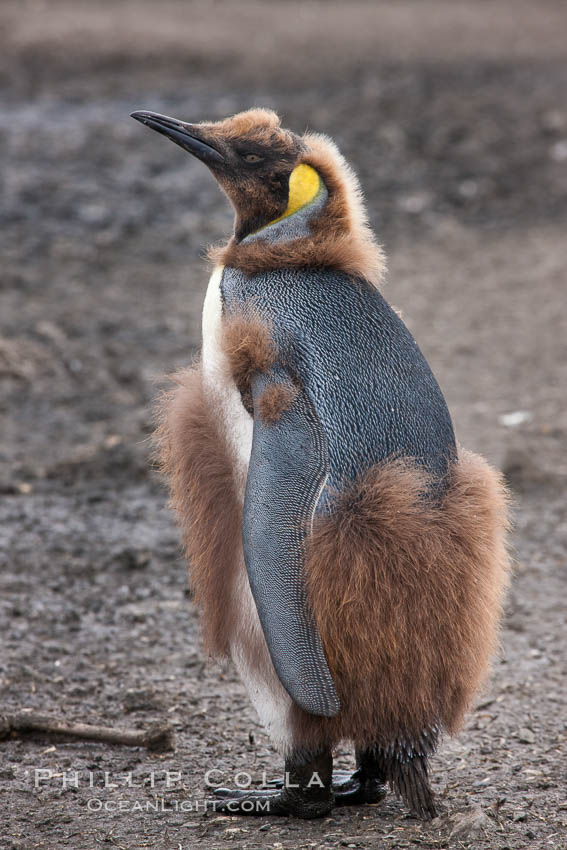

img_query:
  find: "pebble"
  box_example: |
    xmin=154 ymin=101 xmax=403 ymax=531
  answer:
xmin=450 ymin=806 xmax=492 ymax=839
xmin=498 ymin=410 xmax=532 ymax=428
xmin=0 ymin=767 xmax=15 ymax=779
xmin=122 ymin=687 xmax=164 ymax=712
xmin=517 ymin=727 xmax=536 ymax=744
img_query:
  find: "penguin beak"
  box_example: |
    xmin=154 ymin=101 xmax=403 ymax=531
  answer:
xmin=130 ymin=111 xmax=225 ymax=165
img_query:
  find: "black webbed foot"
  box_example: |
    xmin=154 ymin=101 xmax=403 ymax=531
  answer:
xmin=267 ymin=767 xmax=387 ymax=806
xmin=332 ymin=767 xmax=388 ymax=806
xmin=212 ymin=786 xmax=331 ymax=817
xmin=212 ymin=787 xmax=288 ymax=816
xmin=210 ymin=750 xmax=333 ymax=819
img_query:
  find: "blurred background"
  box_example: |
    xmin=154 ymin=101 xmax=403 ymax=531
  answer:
xmin=1 ymin=2 xmax=566 ymax=848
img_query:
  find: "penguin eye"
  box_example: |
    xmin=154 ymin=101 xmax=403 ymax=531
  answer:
xmin=243 ymin=153 xmax=263 ymax=164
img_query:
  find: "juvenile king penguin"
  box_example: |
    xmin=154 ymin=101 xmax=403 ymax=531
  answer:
xmin=132 ymin=108 xmax=510 ymax=820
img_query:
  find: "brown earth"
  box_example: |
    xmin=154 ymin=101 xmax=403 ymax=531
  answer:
xmin=1 ymin=1 xmax=566 ymax=848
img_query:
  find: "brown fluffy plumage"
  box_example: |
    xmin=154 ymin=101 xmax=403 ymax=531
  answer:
xmin=156 ymin=368 xmax=510 ymax=751
xmin=289 ymin=451 xmax=511 ymax=752
xmin=154 ymin=366 xmax=242 ymax=657
xmin=221 ymin=313 xmax=276 ymax=412
xmin=209 ymin=133 xmax=385 ymax=286
xmin=258 ymin=381 xmax=298 ymax=424
xmin=209 ymin=107 xmax=283 ymax=138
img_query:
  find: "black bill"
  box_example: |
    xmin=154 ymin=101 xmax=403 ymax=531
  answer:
xmin=130 ymin=110 xmax=225 ymax=164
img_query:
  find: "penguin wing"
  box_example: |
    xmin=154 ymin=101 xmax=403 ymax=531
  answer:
xmin=242 ymin=365 xmax=340 ymax=717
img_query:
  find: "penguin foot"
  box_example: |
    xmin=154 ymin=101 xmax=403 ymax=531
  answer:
xmin=211 ymin=749 xmax=334 ymax=819
xmin=332 ymin=768 xmax=388 ymax=806
xmin=268 ymin=768 xmax=388 ymax=806
xmin=211 ymin=786 xmax=332 ymax=818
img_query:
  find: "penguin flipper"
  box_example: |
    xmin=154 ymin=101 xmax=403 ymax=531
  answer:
xmin=242 ymin=366 xmax=340 ymax=717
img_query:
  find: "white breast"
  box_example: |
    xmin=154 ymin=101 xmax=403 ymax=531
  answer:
xmin=201 ymin=265 xmax=254 ymax=498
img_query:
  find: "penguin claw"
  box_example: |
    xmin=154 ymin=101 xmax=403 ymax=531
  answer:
xmin=212 ymin=787 xmax=279 ymax=799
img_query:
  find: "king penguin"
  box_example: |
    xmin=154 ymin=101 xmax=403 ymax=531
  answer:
xmin=131 ymin=107 xmax=510 ymax=820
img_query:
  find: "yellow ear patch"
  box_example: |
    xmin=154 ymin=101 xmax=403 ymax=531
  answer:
xmin=268 ymin=163 xmax=321 ymax=226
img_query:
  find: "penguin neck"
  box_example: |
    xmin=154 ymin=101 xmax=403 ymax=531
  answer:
xmin=267 ymin=164 xmax=322 ymax=226
xmin=240 ymin=164 xmax=328 ymax=247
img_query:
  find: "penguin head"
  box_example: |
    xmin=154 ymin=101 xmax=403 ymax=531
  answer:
xmin=132 ymin=107 xmax=385 ymax=284
xmin=131 ymin=108 xmax=308 ymax=241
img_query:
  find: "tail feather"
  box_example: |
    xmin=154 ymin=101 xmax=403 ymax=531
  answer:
xmin=372 ymin=726 xmax=439 ymax=820
xmin=387 ymin=753 xmax=437 ymax=819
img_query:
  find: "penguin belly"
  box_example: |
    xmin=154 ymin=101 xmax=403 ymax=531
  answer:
xmin=200 ymin=266 xmax=295 ymax=753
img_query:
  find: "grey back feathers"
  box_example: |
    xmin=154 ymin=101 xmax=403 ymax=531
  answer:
xmin=221 ymin=265 xmax=456 ymax=506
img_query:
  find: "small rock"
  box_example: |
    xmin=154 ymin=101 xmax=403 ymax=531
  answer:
xmin=397 ymin=191 xmax=432 ymax=214
xmin=103 ymin=434 xmax=122 ymax=449
xmin=115 ymin=548 xmax=152 ymax=570
xmin=122 ymin=688 xmax=164 ymax=713
xmin=498 ymin=410 xmax=532 ymax=428
xmin=517 ymin=727 xmax=536 ymax=744
xmin=450 ymin=806 xmax=492 ymax=840
xmin=458 ymin=179 xmax=478 ymax=199
xmin=15 ymin=481 xmax=33 ymax=494
xmin=550 ymin=141 xmax=567 ymax=162
xmin=78 ymin=203 xmax=109 ymax=225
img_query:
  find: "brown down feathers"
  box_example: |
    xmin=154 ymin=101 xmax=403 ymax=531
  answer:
xmin=209 ymin=131 xmax=386 ymax=286
xmin=155 ymin=363 xmax=511 ymax=753
xmin=291 ymin=450 xmax=511 ymax=751
xmin=154 ymin=365 xmax=242 ymax=657
xmin=220 ymin=311 xmax=298 ymax=423
xmin=220 ymin=313 xmax=276 ymax=413
xmin=258 ymin=381 xmax=298 ymax=424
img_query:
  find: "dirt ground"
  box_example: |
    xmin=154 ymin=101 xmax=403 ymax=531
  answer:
xmin=1 ymin=1 xmax=566 ymax=848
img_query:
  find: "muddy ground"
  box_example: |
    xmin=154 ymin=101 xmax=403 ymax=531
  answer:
xmin=1 ymin=1 xmax=566 ymax=848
